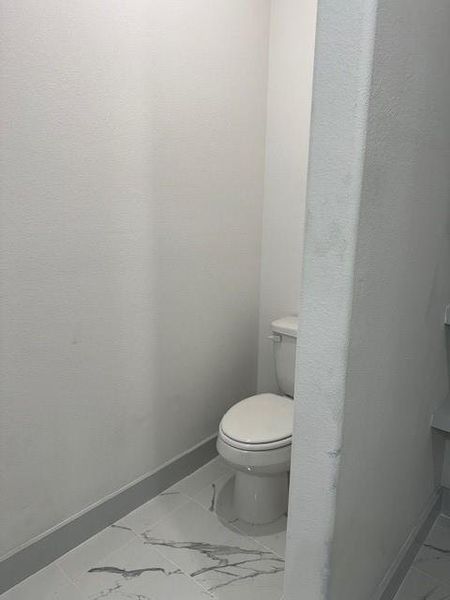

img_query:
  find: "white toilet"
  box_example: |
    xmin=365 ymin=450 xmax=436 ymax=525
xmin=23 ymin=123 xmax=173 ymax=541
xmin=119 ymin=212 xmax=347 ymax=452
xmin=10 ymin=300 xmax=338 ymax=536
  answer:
xmin=217 ymin=315 xmax=297 ymax=525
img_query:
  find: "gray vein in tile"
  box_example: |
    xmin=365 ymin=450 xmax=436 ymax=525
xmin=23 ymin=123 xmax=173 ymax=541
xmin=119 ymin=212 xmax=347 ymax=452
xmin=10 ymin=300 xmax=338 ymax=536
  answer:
xmin=141 ymin=537 xmax=272 ymax=562
xmin=110 ymin=523 xmax=134 ymax=532
xmin=91 ymin=581 xmax=122 ymax=599
xmin=209 ymin=484 xmax=216 ymax=512
xmin=88 ymin=565 xmax=182 ymax=578
xmin=422 ymin=543 xmax=450 ymax=555
xmin=209 ymin=560 xmax=285 ymax=591
xmin=93 ymin=587 xmax=152 ymax=600
xmin=421 ymin=587 xmax=450 ymax=600
xmin=191 ymin=555 xmax=284 ymax=577
xmin=141 ymin=536 xmax=284 ymax=590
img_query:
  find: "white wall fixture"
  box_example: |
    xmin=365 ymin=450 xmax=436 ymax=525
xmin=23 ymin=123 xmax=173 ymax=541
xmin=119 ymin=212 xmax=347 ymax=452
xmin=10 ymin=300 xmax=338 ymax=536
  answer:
xmin=217 ymin=316 xmax=298 ymax=526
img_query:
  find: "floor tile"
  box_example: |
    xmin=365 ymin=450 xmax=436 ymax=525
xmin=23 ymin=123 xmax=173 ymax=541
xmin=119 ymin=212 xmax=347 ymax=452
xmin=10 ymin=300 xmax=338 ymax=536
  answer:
xmin=114 ymin=490 xmax=188 ymax=534
xmin=189 ymin=472 xmax=233 ymax=512
xmin=0 ymin=564 xmax=82 ymax=600
xmin=141 ymin=500 xmax=285 ymax=599
xmin=165 ymin=457 xmax=231 ymax=499
xmin=394 ymin=567 xmax=450 ymax=600
xmin=436 ymin=515 xmax=450 ymax=531
xmin=414 ymin=523 xmax=450 ymax=586
xmin=58 ymin=525 xmax=135 ymax=583
xmin=191 ymin=473 xmax=287 ymax=557
xmin=76 ymin=537 xmax=212 ymax=599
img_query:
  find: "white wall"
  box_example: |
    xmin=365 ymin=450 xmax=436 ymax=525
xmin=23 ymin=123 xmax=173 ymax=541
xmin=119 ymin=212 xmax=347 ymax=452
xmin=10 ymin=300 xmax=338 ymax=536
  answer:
xmin=284 ymin=1 xmax=378 ymax=597
xmin=285 ymin=0 xmax=450 ymax=599
xmin=0 ymin=0 xmax=270 ymax=559
xmin=256 ymin=0 xmax=316 ymax=393
xmin=331 ymin=0 xmax=450 ymax=597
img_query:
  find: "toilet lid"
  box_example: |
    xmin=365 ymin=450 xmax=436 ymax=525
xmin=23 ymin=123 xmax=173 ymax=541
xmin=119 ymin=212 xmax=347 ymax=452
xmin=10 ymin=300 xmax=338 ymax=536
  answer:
xmin=220 ymin=394 xmax=293 ymax=445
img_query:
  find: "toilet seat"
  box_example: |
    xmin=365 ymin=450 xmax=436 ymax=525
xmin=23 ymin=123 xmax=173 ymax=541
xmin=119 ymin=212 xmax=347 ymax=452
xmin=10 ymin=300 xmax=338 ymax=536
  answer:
xmin=219 ymin=393 xmax=293 ymax=451
xmin=219 ymin=429 xmax=292 ymax=451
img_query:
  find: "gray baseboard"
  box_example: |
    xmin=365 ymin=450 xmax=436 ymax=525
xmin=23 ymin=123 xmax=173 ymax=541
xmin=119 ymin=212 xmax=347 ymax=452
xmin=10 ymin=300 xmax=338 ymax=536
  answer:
xmin=373 ymin=488 xmax=442 ymax=600
xmin=442 ymin=487 xmax=450 ymax=517
xmin=0 ymin=435 xmax=217 ymax=595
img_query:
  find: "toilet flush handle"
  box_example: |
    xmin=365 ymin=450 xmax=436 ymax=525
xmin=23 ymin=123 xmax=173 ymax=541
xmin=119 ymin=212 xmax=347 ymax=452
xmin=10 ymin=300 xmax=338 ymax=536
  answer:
xmin=268 ymin=334 xmax=282 ymax=343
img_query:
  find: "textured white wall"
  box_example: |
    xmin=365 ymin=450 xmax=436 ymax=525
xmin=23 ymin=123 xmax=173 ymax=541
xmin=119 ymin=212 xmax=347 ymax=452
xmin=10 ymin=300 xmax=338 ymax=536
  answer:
xmin=286 ymin=0 xmax=450 ymax=599
xmin=284 ymin=1 xmax=378 ymax=597
xmin=330 ymin=0 xmax=450 ymax=598
xmin=256 ymin=0 xmax=316 ymax=394
xmin=0 ymin=0 xmax=270 ymax=558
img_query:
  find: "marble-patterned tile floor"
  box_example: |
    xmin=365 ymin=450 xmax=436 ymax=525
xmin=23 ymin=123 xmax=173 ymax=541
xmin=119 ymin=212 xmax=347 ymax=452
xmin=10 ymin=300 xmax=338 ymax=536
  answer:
xmin=394 ymin=514 xmax=450 ymax=600
xmin=1 ymin=457 xmax=286 ymax=600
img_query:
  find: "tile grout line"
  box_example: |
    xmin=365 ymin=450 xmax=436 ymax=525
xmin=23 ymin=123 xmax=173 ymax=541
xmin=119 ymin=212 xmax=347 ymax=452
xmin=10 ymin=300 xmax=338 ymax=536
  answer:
xmin=56 ymin=530 xmax=139 ymax=585
xmin=124 ymin=457 xmax=231 ymax=533
xmin=224 ymin=518 xmax=286 ymax=560
xmin=140 ymin=493 xmax=227 ymax=598
xmin=439 ymin=514 xmax=450 ymax=522
xmin=56 ymin=488 xmax=195 ymax=584
xmin=118 ymin=491 xmax=192 ymax=535
xmin=55 ymin=563 xmax=89 ymax=599
xmin=147 ymin=537 xmax=218 ymax=599
xmin=409 ymin=519 xmax=450 ymax=591
xmin=129 ymin=493 xmax=224 ymax=597
xmin=427 ymin=522 xmax=450 ymax=536
xmin=410 ymin=564 xmax=450 ymax=590
xmin=239 ymin=534 xmax=286 ymax=560
xmin=135 ymin=492 xmax=199 ymax=535
xmin=59 ymin=500 xmax=219 ymax=599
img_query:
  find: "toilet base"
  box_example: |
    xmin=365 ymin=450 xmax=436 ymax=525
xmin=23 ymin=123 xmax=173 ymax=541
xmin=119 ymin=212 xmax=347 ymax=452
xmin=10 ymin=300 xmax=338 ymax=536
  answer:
xmin=233 ymin=470 xmax=289 ymax=525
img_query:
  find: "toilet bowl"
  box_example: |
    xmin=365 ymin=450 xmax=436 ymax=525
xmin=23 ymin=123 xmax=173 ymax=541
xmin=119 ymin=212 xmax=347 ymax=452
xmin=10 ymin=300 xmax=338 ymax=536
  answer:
xmin=217 ymin=393 xmax=292 ymax=524
xmin=217 ymin=316 xmax=298 ymax=525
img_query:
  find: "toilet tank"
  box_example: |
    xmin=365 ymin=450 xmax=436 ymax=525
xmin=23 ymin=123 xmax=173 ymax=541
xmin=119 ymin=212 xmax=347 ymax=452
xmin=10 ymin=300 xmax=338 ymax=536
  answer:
xmin=271 ymin=316 xmax=298 ymax=398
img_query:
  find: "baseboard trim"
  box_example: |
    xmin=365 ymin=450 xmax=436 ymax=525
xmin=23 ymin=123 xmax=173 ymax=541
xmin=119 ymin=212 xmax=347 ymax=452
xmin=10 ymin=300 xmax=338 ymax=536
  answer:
xmin=372 ymin=488 xmax=442 ymax=600
xmin=0 ymin=434 xmax=217 ymax=595
xmin=442 ymin=487 xmax=450 ymax=517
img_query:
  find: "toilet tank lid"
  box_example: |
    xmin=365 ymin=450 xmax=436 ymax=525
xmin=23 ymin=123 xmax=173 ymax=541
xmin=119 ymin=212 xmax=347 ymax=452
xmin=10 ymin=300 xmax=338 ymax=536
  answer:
xmin=271 ymin=316 xmax=298 ymax=337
